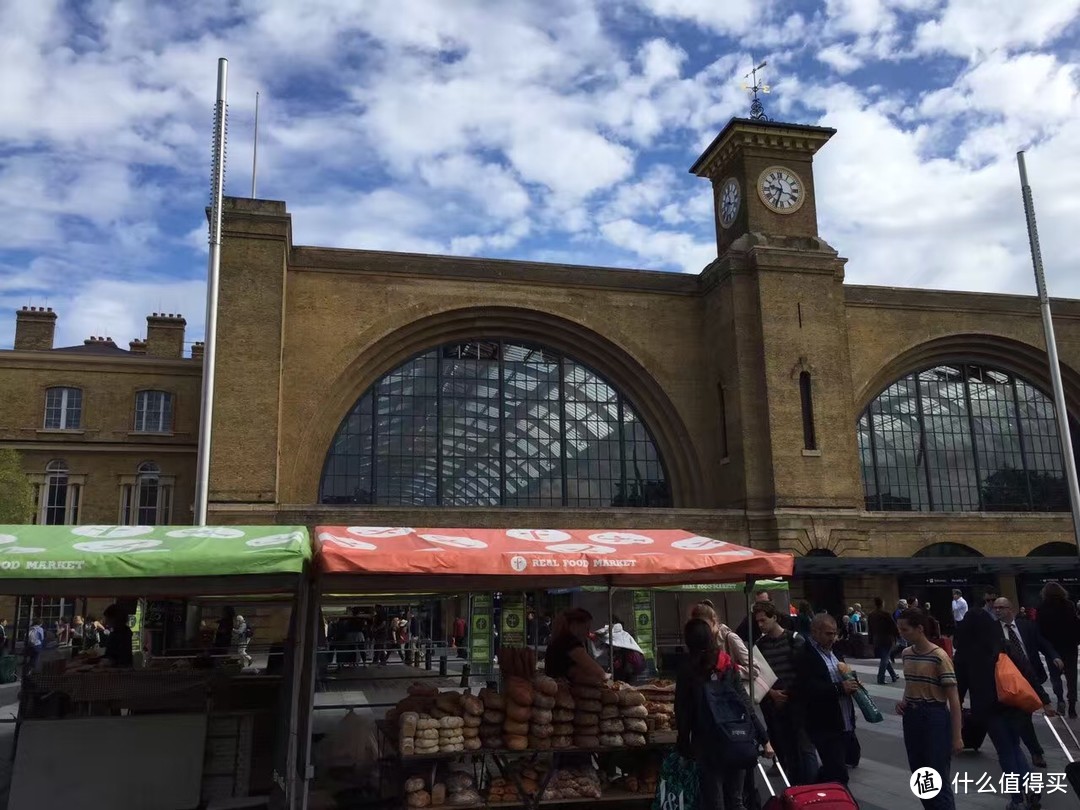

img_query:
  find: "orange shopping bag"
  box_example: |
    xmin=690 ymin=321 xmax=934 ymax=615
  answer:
xmin=995 ymin=652 xmax=1043 ymax=713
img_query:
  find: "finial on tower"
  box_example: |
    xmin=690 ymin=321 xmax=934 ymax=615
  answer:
xmin=742 ymin=59 xmax=771 ymax=121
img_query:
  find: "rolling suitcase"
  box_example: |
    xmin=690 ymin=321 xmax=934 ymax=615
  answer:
xmin=961 ymin=707 xmax=987 ymax=751
xmin=757 ymin=758 xmax=859 ymax=809
xmin=1041 ymin=714 xmax=1080 ymax=795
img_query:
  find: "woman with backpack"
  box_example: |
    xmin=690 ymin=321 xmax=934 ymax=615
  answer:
xmin=675 ymin=618 xmax=772 ymax=810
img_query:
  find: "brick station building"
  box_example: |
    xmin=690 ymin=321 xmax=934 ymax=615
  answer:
xmin=3 ymin=116 xmax=1080 ymax=626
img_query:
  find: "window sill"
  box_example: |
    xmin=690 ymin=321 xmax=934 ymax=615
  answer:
xmin=128 ymin=431 xmax=175 ymax=437
xmin=801 ymin=449 xmax=821 ymax=457
xmin=36 ymin=429 xmax=85 ymax=436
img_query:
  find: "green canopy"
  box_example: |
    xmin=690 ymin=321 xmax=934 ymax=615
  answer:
xmin=0 ymin=525 xmax=310 ymax=582
xmin=563 ymin=579 xmax=788 ymax=594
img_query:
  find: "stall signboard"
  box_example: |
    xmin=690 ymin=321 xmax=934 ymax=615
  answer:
xmin=500 ymin=593 xmax=526 ymax=648
xmin=131 ymin=599 xmax=143 ymax=654
xmin=470 ymin=594 xmax=494 ymax=672
xmin=314 ymin=527 xmax=794 ymax=585
xmin=0 ymin=525 xmax=310 ymax=579
xmin=632 ymin=590 xmax=656 ymax=668
xmin=657 ymin=579 xmax=790 ymax=592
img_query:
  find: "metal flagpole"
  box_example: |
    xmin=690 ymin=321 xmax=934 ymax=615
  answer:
xmin=194 ymin=58 xmax=229 ymax=526
xmin=251 ymin=91 xmax=259 ymax=198
xmin=1017 ymin=151 xmax=1080 ymax=548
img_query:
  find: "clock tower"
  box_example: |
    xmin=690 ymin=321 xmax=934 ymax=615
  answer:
xmin=690 ymin=118 xmax=835 ymax=256
xmin=692 ymin=113 xmax=863 ymax=550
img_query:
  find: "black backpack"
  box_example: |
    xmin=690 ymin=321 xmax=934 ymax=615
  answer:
xmin=700 ymin=670 xmax=759 ymax=767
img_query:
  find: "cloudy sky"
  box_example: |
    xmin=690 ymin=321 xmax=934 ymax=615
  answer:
xmin=2 ymin=0 xmax=1079 ymax=351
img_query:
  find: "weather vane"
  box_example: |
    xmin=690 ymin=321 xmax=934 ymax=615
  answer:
xmin=742 ymin=59 xmax=771 ymax=121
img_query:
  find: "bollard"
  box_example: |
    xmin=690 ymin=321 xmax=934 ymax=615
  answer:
xmin=439 ymin=655 xmax=448 ymax=677
xmin=425 ymin=648 xmax=432 ymax=670
xmin=459 ymin=663 xmax=471 ymax=688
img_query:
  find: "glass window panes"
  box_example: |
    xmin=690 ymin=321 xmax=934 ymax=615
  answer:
xmin=134 ymin=390 xmax=173 ymax=432
xmin=121 ymin=462 xmax=171 ymax=525
xmin=44 ymin=387 xmax=82 ymax=429
xmin=320 ymin=340 xmax=671 ymax=507
xmin=859 ymin=364 xmax=1071 ymax=512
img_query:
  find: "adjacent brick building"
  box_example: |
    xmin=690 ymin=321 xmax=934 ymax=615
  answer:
xmin=4 ymin=116 xmax=1079 ymax=618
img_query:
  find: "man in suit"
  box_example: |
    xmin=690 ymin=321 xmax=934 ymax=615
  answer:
xmin=956 ymin=605 xmax=1056 ymax=809
xmin=793 ymin=613 xmax=861 ymax=786
xmin=992 ymin=598 xmax=1062 ymax=768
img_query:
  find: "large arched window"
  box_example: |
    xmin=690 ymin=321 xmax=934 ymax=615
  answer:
xmin=320 ymin=340 xmax=671 ymax=507
xmin=859 ymin=363 xmax=1072 ymax=512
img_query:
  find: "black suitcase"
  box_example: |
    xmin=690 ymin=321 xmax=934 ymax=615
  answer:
xmin=962 ymin=708 xmax=987 ymax=750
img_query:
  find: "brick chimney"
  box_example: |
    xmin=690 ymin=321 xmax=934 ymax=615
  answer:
xmin=191 ymin=341 xmax=205 ymax=361
xmin=145 ymin=313 xmax=186 ymax=358
xmin=14 ymin=306 xmax=57 ymax=350
xmin=129 ymin=339 xmax=147 ymax=355
xmin=83 ymin=336 xmax=117 ymax=348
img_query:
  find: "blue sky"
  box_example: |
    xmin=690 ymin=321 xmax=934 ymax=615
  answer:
xmin=2 ymin=0 xmax=1079 ymax=351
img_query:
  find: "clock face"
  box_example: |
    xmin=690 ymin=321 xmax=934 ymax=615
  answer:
xmin=757 ymin=166 xmax=806 ymax=213
xmin=718 ymin=177 xmax=740 ymax=229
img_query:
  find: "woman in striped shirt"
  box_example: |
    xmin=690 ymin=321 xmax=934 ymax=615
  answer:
xmin=896 ymin=608 xmax=963 ymax=809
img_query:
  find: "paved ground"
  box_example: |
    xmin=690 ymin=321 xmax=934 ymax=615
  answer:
xmin=834 ymin=659 xmax=1077 ymax=809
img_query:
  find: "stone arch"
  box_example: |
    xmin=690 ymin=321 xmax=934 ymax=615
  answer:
xmin=290 ymin=306 xmax=704 ymax=506
xmin=1027 ymin=541 xmax=1077 ymax=557
xmin=855 ymin=333 xmax=1080 ymax=418
xmin=913 ymin=542 xmax=984 ymax=557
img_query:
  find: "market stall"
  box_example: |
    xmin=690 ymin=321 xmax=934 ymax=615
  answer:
xmin=0 ymin=524 xmax=311 ymax=810
xmin=302 ymin=526 xmax=793 ymax=809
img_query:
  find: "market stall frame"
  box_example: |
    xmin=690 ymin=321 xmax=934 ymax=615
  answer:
xmin=0 ymin=524 xmax=313 ymax=810
xmin=299 ymin=526 xmax=795 ymax=810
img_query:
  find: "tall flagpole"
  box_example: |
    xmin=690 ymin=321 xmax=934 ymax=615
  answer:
xmin=1017 ymin=151 xmax=1080 ymax=548
xmin=195 ymin=58 xmax=229 ymax=526
xmin=251 ymin=91 xmax=259 ymax=198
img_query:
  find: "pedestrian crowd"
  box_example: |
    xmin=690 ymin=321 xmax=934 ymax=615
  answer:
xmin=671 ymin=582 xmax=1080 ymax=810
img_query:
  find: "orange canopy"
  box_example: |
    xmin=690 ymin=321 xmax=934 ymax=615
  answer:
xmin=314 ymin=527 xmax=793 ymax=589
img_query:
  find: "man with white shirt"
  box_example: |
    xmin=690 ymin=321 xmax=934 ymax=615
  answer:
xmin=993 ymin=598 xmax=1062 ymax=770
xmin=951 ymin=589 xmax=968 ymax=625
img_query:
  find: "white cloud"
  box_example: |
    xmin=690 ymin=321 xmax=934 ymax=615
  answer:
xmin=2 ymin=0 xmax=1080 ymax=352
xmin=633 ymin=0 xmax=764 ymax=35
xmin=599 ymin=218 xmax=714 ymax=273
xmin=916 ymin=0 xmax=1080 ymax=56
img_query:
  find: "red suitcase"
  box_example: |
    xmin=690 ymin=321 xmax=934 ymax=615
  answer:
xmin=758 ymin=759 xmax=859 ymax=809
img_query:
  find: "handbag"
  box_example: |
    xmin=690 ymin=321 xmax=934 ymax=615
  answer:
xmin=995 ymin=651 xmax=1043 ymax=713
xmin=840 ymin=671 xmax=883 ymax=722
xmin=653 ymin=750 xmax=698 ymax=810
xmin=745 ymin=645 xmax=779 ymax=704
xmin=853 ymin=682 xmax=884 ymax=723
xmin=723 ymin=630 xmax=776 ymax=701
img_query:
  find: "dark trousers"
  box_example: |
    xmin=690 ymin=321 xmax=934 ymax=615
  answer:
xmin=903 ymin=702 xmax=956 ymax=810
xmin=1050 ymin=644 xmax=1078 ymax=707
xmin=986 ymin=710 xmax=1031 ymax=799
xmin=1019 ymin=713 xmax=1044 ymax=757
xmin=876 ymin=645 xmax=897 ymax=683
xmin=763 ymin=701 xmax=812 ymax=785
xmin=809 ymin=729 xmax=855 ymax=785
xmin=698 ymin=764 xmax=747 ymax=810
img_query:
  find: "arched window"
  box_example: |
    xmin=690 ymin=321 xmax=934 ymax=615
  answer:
xmin=800 ymin=372 xmax=817 ymax=450
xmin=320 ymin=340 xmax=671 ymax=507
xmin=858 ymin=363 xmax=1072 ymax=512
xmin=120 ymin=461 xmax=173 ymax=525
xmin=35 ymin=459 xmax=81 ymax=525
